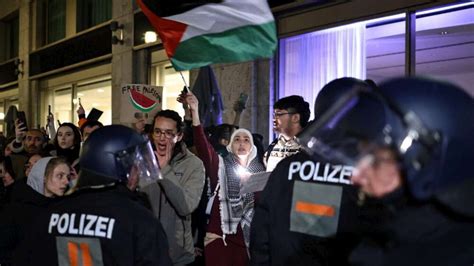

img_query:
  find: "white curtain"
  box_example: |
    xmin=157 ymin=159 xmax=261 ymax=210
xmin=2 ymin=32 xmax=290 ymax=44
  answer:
xmin=279 ymin=23 xmax=366 ymax=119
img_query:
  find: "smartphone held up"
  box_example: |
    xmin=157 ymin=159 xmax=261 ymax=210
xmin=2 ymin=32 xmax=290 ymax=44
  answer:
xmin=17 ymin=111 xmax=28 ymax=131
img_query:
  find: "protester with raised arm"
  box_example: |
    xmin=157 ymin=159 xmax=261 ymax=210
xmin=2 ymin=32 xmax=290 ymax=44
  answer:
xmin=181 ymin=91 xmax=264 ymax=266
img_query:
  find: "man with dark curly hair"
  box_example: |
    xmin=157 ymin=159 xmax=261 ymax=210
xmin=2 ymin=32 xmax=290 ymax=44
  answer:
xmin=265 ymin=95 xmax=310 ymax=171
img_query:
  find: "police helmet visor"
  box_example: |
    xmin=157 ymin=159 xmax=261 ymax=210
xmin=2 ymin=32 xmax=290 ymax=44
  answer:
xmin=299 ymin=87 xmax=440 ymax=172
xmin=298 ymin=88 xmax=397 ymax=167
xmin=114 ymin=140 xmax=162 ymax=182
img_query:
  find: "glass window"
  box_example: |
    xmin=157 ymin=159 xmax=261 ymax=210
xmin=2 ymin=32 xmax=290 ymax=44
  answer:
xmin=0 ymin=14 xmax=19 ymax=61
xmin=7 ymin=99 xmax=19 ymax=133
xmin=0 ymin=102 xmax=4 ymax=120
xmin=0 ymin=91 xmax=19 ymax=137
xmin=415 ymin=4 xmax=474 ymax=97
xmin=45 ymin=79 xmax=111 ymax=129
xmin=279 ymin=14 xmax=406 ymax=119
xmin=47 ymin=0 xmax=66 ymax=43
xmin=75 ymin=80 xmax=112 ymax=125
xmin=0 ymin=101 xmax=4 ymax=133
xmin=53 ymin=88 xmax=72 ymax=125
xmin=154 ymin=63 xmax=189 ymax=118
xmin=365 ymin=14 xmax=406 ymax=84
xmin=76 ymin=0 xmax=112 ymax=32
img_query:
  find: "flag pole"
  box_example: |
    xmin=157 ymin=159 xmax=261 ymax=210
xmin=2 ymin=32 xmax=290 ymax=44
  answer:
xmin=179 ymin=71 xmax=189 ymax=89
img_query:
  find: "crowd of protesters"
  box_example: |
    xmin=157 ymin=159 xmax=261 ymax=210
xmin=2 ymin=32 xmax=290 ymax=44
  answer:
xmin=0 ymin=76 xmax=473 ymax=266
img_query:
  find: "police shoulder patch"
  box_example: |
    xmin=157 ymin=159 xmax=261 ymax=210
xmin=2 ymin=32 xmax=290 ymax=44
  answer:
xmin=56 ymin=236 xmax=104 ymax=266
xmin=290 ymin=181 xmax=343 ymax=237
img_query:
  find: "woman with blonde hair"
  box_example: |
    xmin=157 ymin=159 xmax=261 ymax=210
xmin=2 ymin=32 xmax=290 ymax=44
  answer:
xmin=0 ymin=157 xmax=70 ymax=264
xmin=28 ymin=157 xmax=70 ymax=197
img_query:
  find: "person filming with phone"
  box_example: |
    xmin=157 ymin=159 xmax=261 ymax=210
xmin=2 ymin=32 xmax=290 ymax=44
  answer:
xmin=7 ymin=112 xmax=51 ymax=181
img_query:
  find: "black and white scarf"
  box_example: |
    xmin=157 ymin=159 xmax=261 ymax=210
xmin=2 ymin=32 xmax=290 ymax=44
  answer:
xmin=219 ymin=152 xmax=265 ymax=247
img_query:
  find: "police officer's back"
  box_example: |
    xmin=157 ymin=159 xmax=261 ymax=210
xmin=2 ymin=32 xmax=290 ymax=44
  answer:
xmin=250 ymin=78 xmax=373 ymax=265
xmin=16 ymin=125 xmax=172 ymax=265
xmin=297 ymin=77 xmax=474 ymax=265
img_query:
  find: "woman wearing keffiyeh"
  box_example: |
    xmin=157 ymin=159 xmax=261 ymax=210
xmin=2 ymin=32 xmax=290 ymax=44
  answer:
xmin=180 ymin=91 xmax=265 ymax=266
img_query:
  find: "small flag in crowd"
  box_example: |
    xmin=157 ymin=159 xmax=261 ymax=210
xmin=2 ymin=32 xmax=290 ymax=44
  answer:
xmin=192 ymin=66 xmax=224 ymax=127
xmin=137 ymin=0 xmax=277 ymax=71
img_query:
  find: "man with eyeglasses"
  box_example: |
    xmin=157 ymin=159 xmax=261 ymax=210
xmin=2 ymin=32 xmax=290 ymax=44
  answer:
xmin=251 ymin=78 xmax=373 ymax=266
xmin=140 ymin=109 xmax=205 ymax=265
xmin=264 ymin=96 xmax=310 ymax=171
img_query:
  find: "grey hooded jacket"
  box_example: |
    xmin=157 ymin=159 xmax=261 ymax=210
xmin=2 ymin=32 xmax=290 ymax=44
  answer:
xmin=26 ymin=157 xmax=53 ymax=195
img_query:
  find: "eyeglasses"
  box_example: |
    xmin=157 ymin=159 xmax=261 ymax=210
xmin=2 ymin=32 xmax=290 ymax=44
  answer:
xmin=153 ymin=128 xmax=177 ymax=139
xmin=273 ymin=112 xmax=295 ymax=118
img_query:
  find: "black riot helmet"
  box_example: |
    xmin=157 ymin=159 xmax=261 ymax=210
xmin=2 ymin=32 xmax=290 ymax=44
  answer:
xmin=79 ymin=125 xmax=160 ymax=188
xmin=379 ymin=77 xmax=473 ymax=200
xmin=300 ymin=76 xmax=474 ymax=201
xmin=298 ymin=77 xmax=375 ymax=163
xmin=313 ymin=77 xmax=372 ymax=120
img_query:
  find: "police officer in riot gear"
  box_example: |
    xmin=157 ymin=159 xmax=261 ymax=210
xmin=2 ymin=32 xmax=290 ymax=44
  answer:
xmin=299 ymin=77 xmax=474 ymax=265
xmin=250 ymin=78 xmax=373 ymax=266
xmin=16 ymin=125 xmax=172 ymax=265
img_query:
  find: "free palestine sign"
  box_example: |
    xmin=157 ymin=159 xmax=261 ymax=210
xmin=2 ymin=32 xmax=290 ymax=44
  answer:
xmin=120 ymin=84 xmax=163 ymax=123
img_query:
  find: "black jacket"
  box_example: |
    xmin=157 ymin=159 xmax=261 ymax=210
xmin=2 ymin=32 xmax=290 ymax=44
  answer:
xmin=349 ymin=180 xmax=474 ymax=266
xmin=0 ymin=181 xmax=51 ymax=265
xmin=250 ymin=152 xmax=366 ymax=266
xmin=15 ymin=184 xmax=172 ymax=266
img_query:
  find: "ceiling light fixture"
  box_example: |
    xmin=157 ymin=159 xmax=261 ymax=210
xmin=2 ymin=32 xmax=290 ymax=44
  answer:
xmin=144 ymin=31 xmax=158 ymax=43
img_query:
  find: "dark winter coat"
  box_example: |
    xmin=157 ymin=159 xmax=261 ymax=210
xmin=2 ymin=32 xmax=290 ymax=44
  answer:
xmin=349 ymin=178 xmax=474 ymax=266
xmin=0 ymin=181 xmax=51 ymax=265
xmin=13 ymin=184 xmax=172 ymax=266
xmin=250 ymin=152 xmax=366 ymax=266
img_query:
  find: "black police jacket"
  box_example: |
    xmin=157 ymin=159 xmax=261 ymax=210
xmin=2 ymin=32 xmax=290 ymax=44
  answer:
xmin=250 ymin=152 xmax=366 ymax=266
xmin=349 ymin=181 xmax=474 ymax=266
xmin=14 ymin=184 xmax=172 ymax=266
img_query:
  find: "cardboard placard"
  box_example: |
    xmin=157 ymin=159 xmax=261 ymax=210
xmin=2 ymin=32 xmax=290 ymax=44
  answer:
xmin=120 ymin=84 xmax=163 ymax=124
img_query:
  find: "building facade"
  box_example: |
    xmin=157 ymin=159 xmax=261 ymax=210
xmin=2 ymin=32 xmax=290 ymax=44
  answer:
xmin=0 ymin=0 xmax=472 ymax=144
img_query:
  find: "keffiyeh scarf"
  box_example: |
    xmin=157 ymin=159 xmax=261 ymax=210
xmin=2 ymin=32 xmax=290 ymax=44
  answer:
xmin=219 ymin=153 xmax=265 ymax=247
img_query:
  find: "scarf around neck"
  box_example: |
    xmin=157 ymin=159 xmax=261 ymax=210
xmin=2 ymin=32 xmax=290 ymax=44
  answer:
xmin=219 ymin=152 xmax=265 ymax=247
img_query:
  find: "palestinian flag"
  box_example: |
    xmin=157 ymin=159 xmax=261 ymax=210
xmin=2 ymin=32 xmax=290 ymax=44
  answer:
xmin=137 ymin=0 xmax=277 ymax=71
